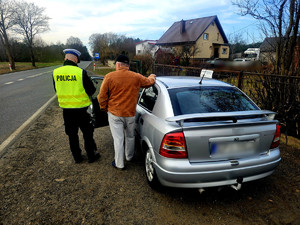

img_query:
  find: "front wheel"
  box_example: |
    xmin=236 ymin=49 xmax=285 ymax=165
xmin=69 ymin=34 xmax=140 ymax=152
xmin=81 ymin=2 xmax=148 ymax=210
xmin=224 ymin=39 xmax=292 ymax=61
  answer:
xmin=145 ymin=149 xmax=160 ymax=189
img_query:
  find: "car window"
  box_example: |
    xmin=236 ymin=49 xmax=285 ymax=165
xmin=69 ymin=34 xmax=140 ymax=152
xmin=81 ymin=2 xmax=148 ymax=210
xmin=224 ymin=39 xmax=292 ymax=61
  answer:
xmin=91 ymin=77 xmax=103 ymax=99
xmin=169 ymin=86 xmax=258 ymax=116
xmin=138 ymin=86 xmax=158 ymax=111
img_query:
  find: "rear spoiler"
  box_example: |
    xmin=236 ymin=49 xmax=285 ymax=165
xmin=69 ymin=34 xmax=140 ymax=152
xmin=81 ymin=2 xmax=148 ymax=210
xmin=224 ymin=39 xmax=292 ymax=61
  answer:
xmin=166 ymin=110 xmax=276 ymax=126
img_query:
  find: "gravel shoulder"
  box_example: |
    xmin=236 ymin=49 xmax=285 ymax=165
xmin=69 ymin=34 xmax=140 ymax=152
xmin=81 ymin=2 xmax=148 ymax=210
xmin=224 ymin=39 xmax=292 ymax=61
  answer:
xmin=0 ymin=101 xmax=300 ymax=225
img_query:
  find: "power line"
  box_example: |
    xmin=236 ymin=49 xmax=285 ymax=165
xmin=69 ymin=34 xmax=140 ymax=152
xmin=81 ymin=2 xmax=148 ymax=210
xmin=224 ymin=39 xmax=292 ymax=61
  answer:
xmin=227 ymin=21 xmax=259 ymax=36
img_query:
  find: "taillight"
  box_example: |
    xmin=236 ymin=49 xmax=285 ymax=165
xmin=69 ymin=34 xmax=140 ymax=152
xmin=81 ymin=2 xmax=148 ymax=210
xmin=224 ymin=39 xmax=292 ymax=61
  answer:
xmin=270 ymin=124 xmax=281 ymax=149
xmin=159 ymin=132 xmax=187 ymax=158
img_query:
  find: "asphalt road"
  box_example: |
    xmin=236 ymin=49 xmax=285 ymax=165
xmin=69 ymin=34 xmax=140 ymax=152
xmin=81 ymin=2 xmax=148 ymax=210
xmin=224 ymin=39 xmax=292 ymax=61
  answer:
xmin=0 ymin=61 xmax=91 ymax=145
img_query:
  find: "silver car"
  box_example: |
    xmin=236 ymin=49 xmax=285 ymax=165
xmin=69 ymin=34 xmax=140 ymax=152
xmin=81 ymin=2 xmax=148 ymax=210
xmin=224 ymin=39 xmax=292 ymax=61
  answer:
xmin=135 ymin=76 xmax=281 ymax=190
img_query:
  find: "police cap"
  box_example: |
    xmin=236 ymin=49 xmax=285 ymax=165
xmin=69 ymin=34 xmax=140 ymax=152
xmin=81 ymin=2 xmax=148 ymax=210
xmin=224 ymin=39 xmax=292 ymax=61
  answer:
xmin=63 ymin=49 xmax=81 ymax=63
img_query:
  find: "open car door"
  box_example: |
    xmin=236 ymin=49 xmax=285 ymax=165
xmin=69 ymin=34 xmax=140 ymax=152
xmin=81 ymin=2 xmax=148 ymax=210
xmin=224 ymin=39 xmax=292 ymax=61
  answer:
xmin=89 ymin=76 xmax=109 ymax=128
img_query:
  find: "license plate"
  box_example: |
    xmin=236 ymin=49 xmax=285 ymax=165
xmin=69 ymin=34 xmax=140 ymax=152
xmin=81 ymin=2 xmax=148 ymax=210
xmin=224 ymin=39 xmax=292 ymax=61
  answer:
xmin=210 ymin=140 xmax=256 ymax=159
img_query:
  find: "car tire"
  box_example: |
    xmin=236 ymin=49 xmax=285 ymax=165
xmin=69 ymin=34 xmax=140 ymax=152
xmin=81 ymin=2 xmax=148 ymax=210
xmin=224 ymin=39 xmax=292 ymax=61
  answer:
xmin=145 ymin=148 xmax=160 ymax=189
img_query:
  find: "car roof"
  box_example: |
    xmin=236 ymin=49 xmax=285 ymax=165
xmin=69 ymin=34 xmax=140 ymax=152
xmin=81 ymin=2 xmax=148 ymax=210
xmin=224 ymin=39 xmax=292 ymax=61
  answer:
xmin=156 ymin=76 xmax=233 ymax=89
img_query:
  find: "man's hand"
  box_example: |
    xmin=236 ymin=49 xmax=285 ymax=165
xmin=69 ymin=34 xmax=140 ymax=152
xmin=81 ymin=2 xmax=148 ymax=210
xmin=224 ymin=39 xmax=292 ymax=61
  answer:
xmin=100 ymin=107 xmax=108 ymax=112
xmin=149 ymin=74 xmax=156 ymax=80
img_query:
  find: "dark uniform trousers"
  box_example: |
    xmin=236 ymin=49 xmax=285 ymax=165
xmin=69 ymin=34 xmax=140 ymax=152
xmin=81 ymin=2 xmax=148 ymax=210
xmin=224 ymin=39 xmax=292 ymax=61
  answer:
xmin=63 ymin=107 xmax=97 ymax=161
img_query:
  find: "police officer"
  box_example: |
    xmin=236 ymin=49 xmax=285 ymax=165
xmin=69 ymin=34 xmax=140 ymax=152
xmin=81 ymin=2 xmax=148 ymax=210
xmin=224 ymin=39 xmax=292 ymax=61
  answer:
xmin=53 ymin=49 xmax=100 ymax=163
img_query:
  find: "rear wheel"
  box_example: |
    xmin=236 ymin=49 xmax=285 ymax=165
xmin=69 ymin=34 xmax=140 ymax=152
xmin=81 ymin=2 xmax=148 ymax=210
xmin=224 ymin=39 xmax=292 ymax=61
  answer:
xmin=145 ymin=148 xmax=160 ymax=189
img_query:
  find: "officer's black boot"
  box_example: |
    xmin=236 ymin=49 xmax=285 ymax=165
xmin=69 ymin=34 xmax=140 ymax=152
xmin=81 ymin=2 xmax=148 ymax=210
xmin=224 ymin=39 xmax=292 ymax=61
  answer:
xmin=83 ymin=130 xmax=100 ymax=163
xmin=68 ymin=134 xmax=83 ymax=163
xmin=86 ymin=146 xmax=100 ymax=163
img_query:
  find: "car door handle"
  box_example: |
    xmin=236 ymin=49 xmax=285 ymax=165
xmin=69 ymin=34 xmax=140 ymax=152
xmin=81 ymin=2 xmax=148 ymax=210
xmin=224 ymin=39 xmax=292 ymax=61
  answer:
xmin=140 ymin=118 xmax=144 ymax=125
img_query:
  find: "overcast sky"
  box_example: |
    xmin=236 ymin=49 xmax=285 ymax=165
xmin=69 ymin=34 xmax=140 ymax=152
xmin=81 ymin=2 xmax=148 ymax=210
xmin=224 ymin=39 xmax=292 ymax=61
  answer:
xmin=27 ymin=0 xmax=261 ymax=50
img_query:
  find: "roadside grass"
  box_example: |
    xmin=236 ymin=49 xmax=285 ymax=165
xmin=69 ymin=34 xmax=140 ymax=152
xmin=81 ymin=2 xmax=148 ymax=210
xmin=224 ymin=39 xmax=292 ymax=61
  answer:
xmin=281 ymin=134 xmax=300 ymax=150
xmin=91 ymin=68 xmax=115 ymax=76
xmin=0 ymin=62 xmax=61 ymax=75
xmin=0 ymin=61 xmax=113 ymax=76
xmin=93 ymin=61 xmax=110 ymax=67
xmin=86 ymin=61 xmax=114 ymax=76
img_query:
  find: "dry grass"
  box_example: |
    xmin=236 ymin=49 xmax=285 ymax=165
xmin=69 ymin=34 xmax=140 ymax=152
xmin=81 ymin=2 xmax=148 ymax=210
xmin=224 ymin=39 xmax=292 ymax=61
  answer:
xmin=281 ymin=134 xmax=300 ymax=150
xmin=86 ymin=62 xmax=114 ymax=76
xmin=1 ymin=101 xmax=300 ymax=224
xmin=0 ymin=62 xmax=61 ymax=75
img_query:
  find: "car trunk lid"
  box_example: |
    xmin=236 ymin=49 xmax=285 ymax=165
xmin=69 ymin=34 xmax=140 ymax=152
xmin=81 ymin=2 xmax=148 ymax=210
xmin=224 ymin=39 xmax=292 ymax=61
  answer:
xmin=166 ymin=110 xmax=278 ymax=162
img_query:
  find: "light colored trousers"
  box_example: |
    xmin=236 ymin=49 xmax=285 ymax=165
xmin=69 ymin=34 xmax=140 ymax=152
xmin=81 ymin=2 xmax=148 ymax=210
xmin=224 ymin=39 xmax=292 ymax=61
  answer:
xmin=108 ymin=112 xmax=135 ymax=168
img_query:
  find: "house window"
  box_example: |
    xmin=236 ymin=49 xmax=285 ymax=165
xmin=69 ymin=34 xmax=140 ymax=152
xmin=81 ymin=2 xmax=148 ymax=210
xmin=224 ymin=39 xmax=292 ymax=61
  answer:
xmin=222 ymin=48 xmax=227 ymax=54
xmin=203 ymin=33 xmax=209 ymax=40
xmin=217 ymin=33 xmax=220 ymax=41
xmin=138 ymin=50 xmax=141 ymax=54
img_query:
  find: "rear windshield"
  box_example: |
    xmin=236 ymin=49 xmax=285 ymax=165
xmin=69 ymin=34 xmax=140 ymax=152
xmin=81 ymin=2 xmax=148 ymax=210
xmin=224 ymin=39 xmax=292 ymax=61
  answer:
xmin=168 ymin=86 xmax=259 ymax=116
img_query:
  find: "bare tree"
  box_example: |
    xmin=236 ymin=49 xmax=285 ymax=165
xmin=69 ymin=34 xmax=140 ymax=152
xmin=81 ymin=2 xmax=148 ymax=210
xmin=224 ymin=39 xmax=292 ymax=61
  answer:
xmin=174 ymin=44 xmax=200 ymax=66
xmin=89 ymin=32 xmax=139 ymax=64
xmin=232 ymin=0 xmax=300 ymax=75
xmin=13 ymin=1 xmax=50 ymax=67
xmin=66 ymin=36 xmax=91 ymax=61
xmin=89 ymin=33 xmax=112 ymax=64
xmin=0 ymin=0 xmax=16 ymax=69
xmin=66 ymin=36 xmax=83 ymax=47
xmin=228 ymin=32 xmax=246 ymax=56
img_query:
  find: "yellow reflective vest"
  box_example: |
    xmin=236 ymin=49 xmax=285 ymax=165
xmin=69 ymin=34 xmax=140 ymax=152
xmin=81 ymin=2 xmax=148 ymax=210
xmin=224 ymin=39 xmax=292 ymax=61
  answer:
xmin=53 ymin=65 xmax=91 ymax=108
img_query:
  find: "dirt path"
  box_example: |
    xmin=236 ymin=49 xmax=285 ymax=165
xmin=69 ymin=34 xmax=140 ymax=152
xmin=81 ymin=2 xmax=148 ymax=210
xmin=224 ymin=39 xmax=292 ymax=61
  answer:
xmin=1 ymin=102 xmax=300 ymax=224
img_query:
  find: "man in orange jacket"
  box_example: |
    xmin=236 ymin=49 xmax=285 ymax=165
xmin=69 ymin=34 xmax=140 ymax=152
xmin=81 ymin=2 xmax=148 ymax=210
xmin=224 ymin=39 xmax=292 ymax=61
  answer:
xmin=98 ymin=55 xmax=156 ymax=170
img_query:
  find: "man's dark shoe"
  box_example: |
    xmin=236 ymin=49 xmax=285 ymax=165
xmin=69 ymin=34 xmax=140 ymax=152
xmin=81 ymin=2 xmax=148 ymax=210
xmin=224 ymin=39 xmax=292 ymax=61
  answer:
xmin=112 ymin=160 xmax=125 ymax=170
xmin=88 ymin=153 xmax=100 ymax=163
xmin=74 ymin=156 xmax=84 ymax=164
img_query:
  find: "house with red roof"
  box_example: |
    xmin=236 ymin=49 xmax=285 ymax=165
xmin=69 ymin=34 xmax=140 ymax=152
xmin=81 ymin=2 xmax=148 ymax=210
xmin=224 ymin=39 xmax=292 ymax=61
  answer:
xmin=156 ymin=15 xmax=229 ymax=61
xmin=135 ymin=40 xmax=159 ymax=57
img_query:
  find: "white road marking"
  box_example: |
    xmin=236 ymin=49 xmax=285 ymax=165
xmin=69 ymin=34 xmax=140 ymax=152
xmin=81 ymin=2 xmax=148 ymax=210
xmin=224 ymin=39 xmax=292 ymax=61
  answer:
xmin=28 ymin=71 xmax=49 ymax=78
xmin=2 ymin=71 xmax=49 ymax=86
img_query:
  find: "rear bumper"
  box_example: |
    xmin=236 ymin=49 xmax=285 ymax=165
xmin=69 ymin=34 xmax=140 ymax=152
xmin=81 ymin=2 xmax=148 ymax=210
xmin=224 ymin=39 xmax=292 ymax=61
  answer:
xmin=154 ymin=149 xmax=281 ymax=188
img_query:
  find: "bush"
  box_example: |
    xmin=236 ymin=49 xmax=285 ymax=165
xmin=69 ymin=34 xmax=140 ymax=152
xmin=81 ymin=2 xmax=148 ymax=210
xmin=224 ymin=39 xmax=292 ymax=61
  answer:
xmin=133 ymin=54 xmax=154 ymax=75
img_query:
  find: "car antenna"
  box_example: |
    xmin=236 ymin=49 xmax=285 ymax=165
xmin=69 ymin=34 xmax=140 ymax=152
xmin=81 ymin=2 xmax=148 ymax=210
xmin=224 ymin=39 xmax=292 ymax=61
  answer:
xmin=199 ymin=69 xmax=206 ymax=84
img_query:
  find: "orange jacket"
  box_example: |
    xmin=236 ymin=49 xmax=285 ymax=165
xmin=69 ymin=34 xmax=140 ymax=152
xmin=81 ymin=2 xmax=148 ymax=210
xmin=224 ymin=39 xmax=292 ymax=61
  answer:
xmin=98 ymin=67 xmax=155 ymax=117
